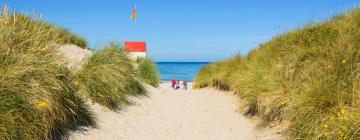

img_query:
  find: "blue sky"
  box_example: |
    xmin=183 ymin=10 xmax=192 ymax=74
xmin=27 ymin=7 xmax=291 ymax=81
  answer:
xmin=2 ymin=0 xmax=359 ymax=62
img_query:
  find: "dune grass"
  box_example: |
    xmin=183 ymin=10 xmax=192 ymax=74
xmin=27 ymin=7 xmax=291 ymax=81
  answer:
xmin=8 ymin=12 xmax=87 ymax=49
xmin=74 ymin=43 xmax=146 ymax=110
xmin=194 ymin=8 xmax=360 ymax=139
xmin=0 ymin=6 xmax=94 ymax=140
xmin=136 ymin=58 xmax=160 ymax=87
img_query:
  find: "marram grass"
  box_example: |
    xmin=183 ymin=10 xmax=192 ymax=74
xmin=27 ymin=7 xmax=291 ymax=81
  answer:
xmin=5 ymin=11 xmax=87 ymax=49
xmin=0 ymin=5 xmax=160 ymax=140
xmin=194 ymin=8 xmax=360 ymax=139
xmin=74 ymin=44 xmax=146 ymax=110
xmin=0 ymin=6 xmax=94 ymax=140
xmin=136 ymin=58 xmax=160 ymax=87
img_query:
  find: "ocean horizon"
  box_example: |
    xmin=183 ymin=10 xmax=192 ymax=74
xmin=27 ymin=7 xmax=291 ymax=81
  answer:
xmin=155 ymin=62 xmax=210 ymax=82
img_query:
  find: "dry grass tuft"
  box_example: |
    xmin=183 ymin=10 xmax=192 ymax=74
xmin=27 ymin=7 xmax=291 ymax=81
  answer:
xmin=0 ymin=6 xmax=94 ymax=140
xmin=136 ymin=58 xmax=160 ymax=87
xmin=74 ymin=43 xmax=146 ymax=110
xmin=194 ymin=8 xmax=360 ymax=139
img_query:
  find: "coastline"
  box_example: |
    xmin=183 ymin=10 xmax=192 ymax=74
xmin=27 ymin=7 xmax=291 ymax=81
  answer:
xmin=156 ymin=62 xmax=207 ymax=82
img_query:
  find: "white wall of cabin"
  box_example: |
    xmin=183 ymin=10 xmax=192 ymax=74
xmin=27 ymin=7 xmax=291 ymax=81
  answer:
xmin=128 ymin=52 xmax=147 ymax=60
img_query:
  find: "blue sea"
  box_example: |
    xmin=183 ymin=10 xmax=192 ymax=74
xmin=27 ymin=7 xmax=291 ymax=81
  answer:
xmin=155 ymin=62 xmax=209 ymax=82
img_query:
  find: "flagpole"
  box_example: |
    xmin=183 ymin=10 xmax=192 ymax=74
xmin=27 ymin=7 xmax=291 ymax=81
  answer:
xmin=134 ymin=12 xmax=137 ymax=41
xmin=134 ymin=1 xmax=136 ymax=41
xmin=132 ymin=5 xmax=137 ymax=41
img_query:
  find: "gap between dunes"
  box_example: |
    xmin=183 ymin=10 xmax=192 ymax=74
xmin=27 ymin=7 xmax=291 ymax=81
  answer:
xmin=69 ymin=83 xmax=277 ymax=140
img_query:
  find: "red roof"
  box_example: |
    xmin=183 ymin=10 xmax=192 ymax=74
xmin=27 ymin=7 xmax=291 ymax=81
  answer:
xmin=124 ymin=42 xmax=146 ymax=52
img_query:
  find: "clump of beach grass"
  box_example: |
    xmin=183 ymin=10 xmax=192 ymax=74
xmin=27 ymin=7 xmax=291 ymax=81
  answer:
xmin=194 ymin=8 xmax=360 ymax=139
xmin=0 ymin=6 xmax=94 ymax=140
xmin=6 ymin=11 xmax=87 ymax=49
xmin=136 ymin=58 xmax=160 ymax=87
xmin=74 ymin=43 xmax=145 ymax=110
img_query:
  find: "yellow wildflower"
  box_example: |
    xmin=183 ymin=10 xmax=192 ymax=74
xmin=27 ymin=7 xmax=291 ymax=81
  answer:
xmin=342 ymin=60 xmax=346 ymax=63
xmin=340 ymin=109 xmax=346 ymax=115
xmin=323 ymin=124 xmax=329 ymax=129
xmin=279 ymin=101 xmax=286 ymax=106
xmin=38 ymin=101 xmax=47 ymax=108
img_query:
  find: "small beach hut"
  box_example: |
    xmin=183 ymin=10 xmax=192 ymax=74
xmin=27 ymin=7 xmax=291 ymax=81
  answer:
xmin=124 ymin=41 xmax=147 ymax=60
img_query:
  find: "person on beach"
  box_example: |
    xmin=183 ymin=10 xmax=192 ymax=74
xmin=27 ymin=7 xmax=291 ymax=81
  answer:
xmin=171 ymin=79 xmax=176 ymax=89
xmin=175 ymin=80 xmax=180 ymax=90
xmin=182 ymin=81 xmax=188 ymax=90
xmin=179 ymin=80 xmax=183 ymax=89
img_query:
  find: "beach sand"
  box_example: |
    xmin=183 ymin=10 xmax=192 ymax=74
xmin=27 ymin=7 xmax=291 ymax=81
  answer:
xmin=69 ymin=82 xmax=278 ymax=140
xmin=58 ymin=44 xmax=92 ymax=71
xmin=57 ymin=44 xmax=277 ymax=140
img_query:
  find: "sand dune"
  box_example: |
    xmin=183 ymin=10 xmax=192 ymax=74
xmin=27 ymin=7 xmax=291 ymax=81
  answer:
xmin=69 ymin=83 xmax=258 ymax=140
xmin=58 ymin=44 xmax=92 ymax=71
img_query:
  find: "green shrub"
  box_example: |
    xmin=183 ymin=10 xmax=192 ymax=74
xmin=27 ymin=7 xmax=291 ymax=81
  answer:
xmin=0 ymin=6 xmax=94 ymax=140
xmin=74 ymin=43 xmax=145 ymax=110
xmin=194 ymin=8 xmax=360 ymax=139
xmin=136 ymin=58 xmax=160 ymax=87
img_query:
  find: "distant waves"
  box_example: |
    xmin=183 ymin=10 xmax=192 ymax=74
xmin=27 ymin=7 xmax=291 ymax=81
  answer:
xmin=155 ymin=62 xmax=209 ymax=82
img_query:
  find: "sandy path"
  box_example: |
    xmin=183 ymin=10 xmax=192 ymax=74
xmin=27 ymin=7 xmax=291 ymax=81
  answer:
xmin=69 ymin=83 xmax=255 ymax=140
